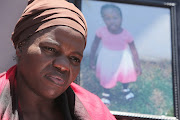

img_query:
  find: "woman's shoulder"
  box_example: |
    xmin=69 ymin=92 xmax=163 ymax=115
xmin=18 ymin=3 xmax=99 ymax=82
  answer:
xmin=70 ymin=82 xmax=100 ymax=99
xmin=0 ymin=66 xmax=16 ymax=95
xmin=0 ymin=72 xmax=6 ymax=78
xmin=70 ymin=83 xmax=116 ymax=120
xmin=0 ymin=72 xmax=8 ymax=94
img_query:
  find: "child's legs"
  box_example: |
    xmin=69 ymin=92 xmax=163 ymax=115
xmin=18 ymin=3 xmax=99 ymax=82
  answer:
xmin=103 ymin=87 xmax=111 ymax=95
xmin=101 ymin=87 xmax=111 ymax=105
xmin=122 ymin=83 xmax=129 ymax=90
xmin=122 ymin=83 xmax=135 ymax=100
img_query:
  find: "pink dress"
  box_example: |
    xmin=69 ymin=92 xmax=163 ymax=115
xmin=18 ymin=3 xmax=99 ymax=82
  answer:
xmin=96 ymin=26 xmax=137 ymax=89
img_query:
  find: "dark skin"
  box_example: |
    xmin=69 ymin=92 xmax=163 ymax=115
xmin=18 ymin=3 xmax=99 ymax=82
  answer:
xmin=102 ymin=7 xmax=122 ymax=34
xmin=16 ymin=26 xmax=85 ymax=120
xmin=90 ymin=7 xmax=142 ymax=76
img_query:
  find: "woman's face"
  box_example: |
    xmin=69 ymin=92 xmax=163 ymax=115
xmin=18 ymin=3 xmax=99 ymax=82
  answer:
xmin=102 ymin=8 xmax=122 ymax=33
xmin=16 ymin=26 xmax=85 ymax=99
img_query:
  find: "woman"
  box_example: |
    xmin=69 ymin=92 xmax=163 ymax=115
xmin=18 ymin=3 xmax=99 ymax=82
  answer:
xmin=0 ymin=0 xmax=116 ymax=120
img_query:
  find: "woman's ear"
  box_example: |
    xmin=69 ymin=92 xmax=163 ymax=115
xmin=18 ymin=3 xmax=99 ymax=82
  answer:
xmin=16 ymin=42 xmax=23 ymax=57
xmin=16 ymin=47 xmax=22 ymax=58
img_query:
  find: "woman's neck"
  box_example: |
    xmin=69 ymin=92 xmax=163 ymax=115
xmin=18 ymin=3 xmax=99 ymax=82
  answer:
xmin=15 ymin=72 xmax=63 ymax=119
xmin=16 ymin=73 xmax=52 ymax=110
xmin=16 ymin=77 xmax=64 ymax=120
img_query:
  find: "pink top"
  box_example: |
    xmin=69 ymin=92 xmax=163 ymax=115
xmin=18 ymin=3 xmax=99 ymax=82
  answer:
xmin=96 ymin=26 xmax=133 ymax=50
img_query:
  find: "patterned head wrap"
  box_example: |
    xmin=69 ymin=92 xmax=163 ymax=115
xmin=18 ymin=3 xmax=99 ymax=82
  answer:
xmin=11 ymin=0 xmax=87 ymax=48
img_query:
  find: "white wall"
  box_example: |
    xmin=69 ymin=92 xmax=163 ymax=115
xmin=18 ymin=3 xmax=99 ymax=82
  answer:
xmin=0 ymin=0 xmax=27 ymax=72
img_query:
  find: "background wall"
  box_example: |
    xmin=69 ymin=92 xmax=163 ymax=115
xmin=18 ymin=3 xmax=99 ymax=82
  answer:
xmin=0 ymin=0 xmax=27 ymax=72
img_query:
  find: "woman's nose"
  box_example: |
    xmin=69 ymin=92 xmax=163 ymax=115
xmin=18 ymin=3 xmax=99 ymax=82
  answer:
xmin=53 ymin=55 xmax=70 ymax=72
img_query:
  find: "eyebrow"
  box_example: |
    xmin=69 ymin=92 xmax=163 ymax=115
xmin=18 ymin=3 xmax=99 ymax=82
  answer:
xmin=41 ymin=39 xmax=83 ymax=57
xmin=41 ymin=38 xmax=60 ymax=46
xmin=72 ymin=51 xmax=83 ymax=57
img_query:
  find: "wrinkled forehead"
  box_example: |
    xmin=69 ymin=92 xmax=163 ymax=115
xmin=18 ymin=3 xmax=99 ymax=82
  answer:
xmin=23 ymin=26 xmax=85 ymax=49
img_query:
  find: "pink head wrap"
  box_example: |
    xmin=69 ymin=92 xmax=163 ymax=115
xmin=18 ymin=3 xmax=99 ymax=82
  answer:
xmin=11 ymin=0 xmax=87 ymax=48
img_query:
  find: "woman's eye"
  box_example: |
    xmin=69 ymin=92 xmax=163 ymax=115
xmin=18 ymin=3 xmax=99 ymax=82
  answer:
xmin=70 ymin=56 xmax=81 ymax=64
xmin=43 ymin=46 xmax=57 ymax=53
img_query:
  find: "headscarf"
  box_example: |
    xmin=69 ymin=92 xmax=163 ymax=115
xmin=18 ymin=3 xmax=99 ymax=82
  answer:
xmin=11 ymin=0 xmax=87 ymax=48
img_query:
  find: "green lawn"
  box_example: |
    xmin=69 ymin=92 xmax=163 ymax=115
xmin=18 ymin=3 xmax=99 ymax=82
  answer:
xmin=80 ymin=55 xmax=174 ymax=116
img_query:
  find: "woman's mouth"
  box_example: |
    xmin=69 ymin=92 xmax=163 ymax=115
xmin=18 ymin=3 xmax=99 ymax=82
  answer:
xmin=45 ymin=75 xmax=65 ymax=86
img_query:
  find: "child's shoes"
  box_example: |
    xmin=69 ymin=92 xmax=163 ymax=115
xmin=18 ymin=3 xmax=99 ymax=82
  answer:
xmin=101 ymin=98 xmax=111 ymax=106
xmin=101 ymin=92 xmax=111 ymax=106
xmin=122 ymin=89 xmax=135 ymax=100
xmin=125 ymin=92 xmax=134 ymax=100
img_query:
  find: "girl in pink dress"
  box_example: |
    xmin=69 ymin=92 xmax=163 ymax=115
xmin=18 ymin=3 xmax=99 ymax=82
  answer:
xmin=90 ymin=4 xmax=142 ymax=105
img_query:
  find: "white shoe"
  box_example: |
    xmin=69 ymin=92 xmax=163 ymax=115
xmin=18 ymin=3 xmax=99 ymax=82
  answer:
xmin=122 ymin=88 xmax=130 ymax=93
xmin=101 ymin=98 xmax=111 ymax=105
xmin=125 ymin=92 xmax=134 ymax=100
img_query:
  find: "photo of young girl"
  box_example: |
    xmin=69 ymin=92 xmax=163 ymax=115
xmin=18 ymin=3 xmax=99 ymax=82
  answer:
xmin=80 ymin=0 xmax=174 ymax=117
xmin=89 ymin=4 xmax=142 ymax=105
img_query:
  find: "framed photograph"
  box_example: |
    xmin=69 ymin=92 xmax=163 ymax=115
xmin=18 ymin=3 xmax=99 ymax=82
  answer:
xmin=70 ymin=0 xmax=180 ymax=119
